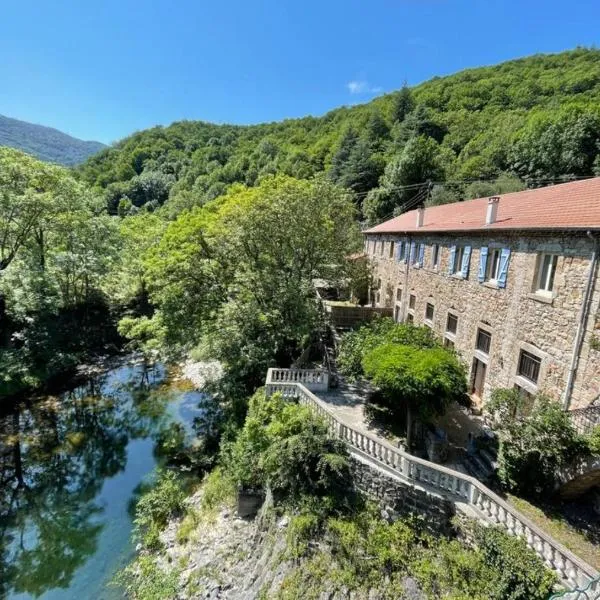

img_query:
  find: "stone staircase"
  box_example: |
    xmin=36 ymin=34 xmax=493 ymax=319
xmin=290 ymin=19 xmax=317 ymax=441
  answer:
xmin=265 ymin=367 xmax=600 ymax=597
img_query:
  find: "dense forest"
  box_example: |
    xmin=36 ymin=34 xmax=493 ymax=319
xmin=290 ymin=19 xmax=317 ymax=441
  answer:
xmin=78 ymin=48 xmax=600 ymax=223
xmin=2 ymin=48 xmax=600 ymax=600
xmin=2 ymin=47 xmax=600 ymax=397
xmin=0 ymin=114 xmax=106 ymax=166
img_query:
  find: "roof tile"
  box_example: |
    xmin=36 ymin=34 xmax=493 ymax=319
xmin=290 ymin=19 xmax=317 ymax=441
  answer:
xmin=364 ymin=178 xmax=600 ymax=234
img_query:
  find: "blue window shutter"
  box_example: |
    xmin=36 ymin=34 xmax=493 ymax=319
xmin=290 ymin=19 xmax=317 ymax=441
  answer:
xmin=498 ymin=248 xmax=511 ymax=288
xmin=461 ymin=245 xmax=471 ymax=278
xmin=448 ymin=245 xmax=456 ymax=274
xmin=418 ymin=243 xmax=425 ymax=266
xmin=478 ymin=247 xmax=488 ymax=283
xmin=396 ymin=241 xmax=402 ymax=262
xmin=410 ymin=242 xmax=416 ymax=264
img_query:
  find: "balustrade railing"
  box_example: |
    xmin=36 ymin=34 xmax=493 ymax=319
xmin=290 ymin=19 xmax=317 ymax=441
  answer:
xmin=264 ymin=374 xmax=599 ymax=593
xmin=569 ymin=405 xmax=600 ymax=435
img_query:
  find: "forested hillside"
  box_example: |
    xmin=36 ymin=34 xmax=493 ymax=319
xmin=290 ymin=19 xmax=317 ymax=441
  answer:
xmin=78 ymin=48 xmax=600 ymax=223
xmin=0 ymin=114 xmax=106 ymax=166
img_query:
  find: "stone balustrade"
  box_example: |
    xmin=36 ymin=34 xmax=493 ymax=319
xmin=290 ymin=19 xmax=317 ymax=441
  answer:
xmin=264 ymin=374 xmax=599 ymax=593
xmin=266 ymin=367 xmax=329 ymax=392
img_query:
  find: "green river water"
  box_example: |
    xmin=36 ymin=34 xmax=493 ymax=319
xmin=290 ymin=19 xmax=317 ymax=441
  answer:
xmin=0 ymin=357 xmax=205 ymax=599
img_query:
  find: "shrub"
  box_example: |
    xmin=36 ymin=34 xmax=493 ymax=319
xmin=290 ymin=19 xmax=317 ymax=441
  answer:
xmin=472 ymin=525 xmax=556 ymax=600
xmin=490 ymin=392 xmax=587 ymax=497
xmin=337 ymin=318 xmax=438 ymax=380
xmin=114 ymin=555 xmax=180 ymax=600
xmin=586 ymin=425 xmax=600 ymax=455
xmin=362 ymin=343 xmax=467 ymax=446
xmin=133 ymin=470 xmax=186 ymax=550
xmin=222 ymin=390 xmax=352 ymax=508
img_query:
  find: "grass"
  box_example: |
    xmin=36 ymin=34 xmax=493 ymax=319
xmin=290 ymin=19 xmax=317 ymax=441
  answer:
xmin=507 ymin=494 xmax=600 ymax=570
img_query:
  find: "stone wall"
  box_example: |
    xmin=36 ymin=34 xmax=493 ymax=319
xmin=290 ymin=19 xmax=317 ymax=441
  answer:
xmin=365 ymin=231 xmax=600 ymax=409
xmin=350 ymin=455 xmax=455 ymax=535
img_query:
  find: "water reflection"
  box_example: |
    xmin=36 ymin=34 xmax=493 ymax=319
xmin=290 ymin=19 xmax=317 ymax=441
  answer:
xmin=0 ymin=358 xmax=202 ymax=599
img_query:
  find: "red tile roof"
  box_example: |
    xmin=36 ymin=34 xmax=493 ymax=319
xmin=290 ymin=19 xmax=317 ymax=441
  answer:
xmin=364 ymin=178 xmax=600 ymax=235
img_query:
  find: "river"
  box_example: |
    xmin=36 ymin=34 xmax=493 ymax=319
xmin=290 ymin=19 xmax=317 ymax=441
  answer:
xmin=0 ymin=357 xmax=206 ymax=600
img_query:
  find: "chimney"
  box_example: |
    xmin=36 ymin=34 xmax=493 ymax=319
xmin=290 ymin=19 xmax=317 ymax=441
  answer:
xmin=486 ymin=196 xmax=500 ymax=225
xmin=416 ymin=206 xmax=425 ymax=228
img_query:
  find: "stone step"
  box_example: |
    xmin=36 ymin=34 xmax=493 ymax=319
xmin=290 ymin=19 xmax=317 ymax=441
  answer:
xmin=479 ymin=448 xmax=498 ymax=471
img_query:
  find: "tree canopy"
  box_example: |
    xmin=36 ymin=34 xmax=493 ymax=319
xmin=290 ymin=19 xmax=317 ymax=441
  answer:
xmin=76 ymin=48 xmax=600 ymax=223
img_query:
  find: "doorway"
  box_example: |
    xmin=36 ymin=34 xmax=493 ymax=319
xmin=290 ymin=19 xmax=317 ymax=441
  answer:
xmin=471 ymin=357 xmax=487 ymax=399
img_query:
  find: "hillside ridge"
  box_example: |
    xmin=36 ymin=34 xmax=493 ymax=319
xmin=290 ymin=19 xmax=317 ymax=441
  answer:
xmin=0 ymin=114 xmax=106 ymax=166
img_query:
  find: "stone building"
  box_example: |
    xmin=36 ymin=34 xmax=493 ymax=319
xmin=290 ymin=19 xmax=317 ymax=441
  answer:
xmin=363 ymin=178 xmax=600 ymax=411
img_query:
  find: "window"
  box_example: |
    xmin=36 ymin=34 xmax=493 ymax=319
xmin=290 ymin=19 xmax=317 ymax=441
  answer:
xmin=399 ymin=242 xmax=407 ymax=262
xmin=479 ymin=247 xmax=511 ymax=288
xmin=453 ymin=246 xmax=465 ymax=274
xmin=416 ymin=243 xmax=425 ymax=267
xmin=409 ymin=294 xmax=416 ymax=309
xmin=432 ymin=244 xmax=440 ymax=269
xmin=396 ymin=287 xmax=402 ymax=302
xmin=446 ymin=313 xmax=458 ymax=334
xmin=518 ymin=350 xmax=541 ymax=384
xmin=379 ymin=240 xmax=384 ymax=256
xmin=536 ymin=254 xmax=558 ymax=294
xmin=425 ymin=302 xmax=434 ymax=322
xmin=406 ymin=313 xmax=414 ymax=324
xmin=485 ymin=249 xmax=501 ymax=282
xmin=476 ymin=328 xmax=491 ymax=354
xmin=389 ymin=241 xmax=395 ymax=259
xmin=444 ymin=337 xmax=455 ymax=349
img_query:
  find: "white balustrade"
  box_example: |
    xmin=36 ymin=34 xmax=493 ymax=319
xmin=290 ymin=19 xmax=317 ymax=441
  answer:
xmin=263 ymin=375 xmax=599 ymax=591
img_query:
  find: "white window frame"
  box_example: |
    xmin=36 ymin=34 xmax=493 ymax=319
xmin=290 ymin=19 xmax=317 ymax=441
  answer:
xmin=432 ymin=244 xmax=440 ymax=270
xmin=453 ymin=246 xmax=465 ymax=275
xmin=536 ymin=253 xmax=558 ymax=295
xmin=485 ymin=248 xmax=502 ymax=283
xmin=425 ymin=302 xmax=434 ymax=323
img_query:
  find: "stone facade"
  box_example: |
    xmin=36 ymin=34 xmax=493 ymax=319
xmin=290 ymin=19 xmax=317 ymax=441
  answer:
xmin=364 ymin=230 xmax=600 ymax=410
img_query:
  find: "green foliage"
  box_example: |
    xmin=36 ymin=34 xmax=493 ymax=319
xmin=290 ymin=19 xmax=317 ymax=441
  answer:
xmin=363 ymin=136 xmax=444 ymax=224
xmin=488 ymin=391 xmax=587 ymax=498
xmin=279 ymin=504 xmax=554 ymax=600
xmin=133 ymin=470 xmax=186 ymax=550
xmin=337 ymin=318 xmax=439 ymax=380
xmin=362 ymin=343 xmax=467 ymax=422
xmin=124 ymin=175 xmax=359 ymax=391
xmin=222 ymin=390 xmax=352 ymax=506
xmin=0 ymin=148 xmax=122 ymax=396
xmin=114 ymin=555 xmax=180 ymax=600
xmin=585 ymin=425 xmax=600 ymax=456
xmin=471 ymin=525 xmax=556 ymax=600
xmin=78 ymin=49 xmax=600 ymax=218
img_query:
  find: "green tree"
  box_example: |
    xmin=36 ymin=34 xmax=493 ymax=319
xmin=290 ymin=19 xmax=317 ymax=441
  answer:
xmin=486 ymin=390 xmax=587 ymax=498
xmin=362 ymin=343 xmax=467 ymax=447
xmin=362 ymin=136 xmax=444 ymax=224
xmin=392 ymin=83 xmax=414 ymax=123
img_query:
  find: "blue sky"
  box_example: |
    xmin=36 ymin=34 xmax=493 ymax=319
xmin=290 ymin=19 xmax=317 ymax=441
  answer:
xmin=1 ymin=0 xmax=598 ymax=144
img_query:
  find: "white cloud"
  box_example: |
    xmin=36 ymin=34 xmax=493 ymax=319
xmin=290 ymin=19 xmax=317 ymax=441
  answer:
xmin=346 ymin=80 xmax=382 ymax=95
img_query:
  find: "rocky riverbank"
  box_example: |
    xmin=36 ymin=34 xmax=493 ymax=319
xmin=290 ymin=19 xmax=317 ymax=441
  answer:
xmin=156 ymin=489 xmax=296 ymax=599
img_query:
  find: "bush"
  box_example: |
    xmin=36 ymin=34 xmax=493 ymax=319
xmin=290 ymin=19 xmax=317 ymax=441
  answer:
xmin=489 ymin=391 xmax=587 ymax=497
xmin=362 ymin=343 xmax=467 ymax=446
xmin=586 ymin=425 xmax=600 ymax=455
xmin=472 ymin=525 xmax=556 ymax=600
xmin=133 ymin=470 xmax=186 ymax=550
xmin=337 ymin=318 xmax=438 ymax=380
xmin=114 ymin=555 xmax=180 ymax=600
xmin=222 ymin=390 xmax=352 ymax=508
